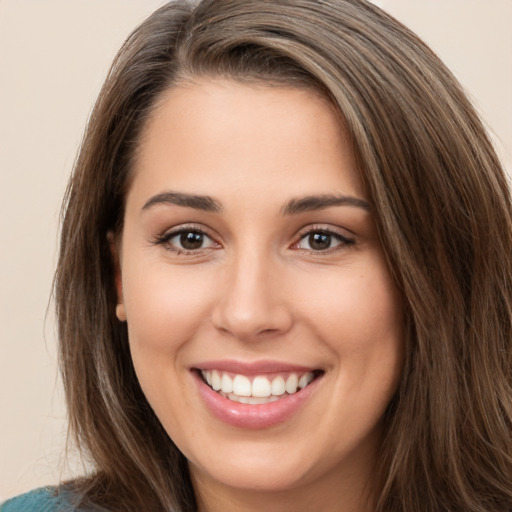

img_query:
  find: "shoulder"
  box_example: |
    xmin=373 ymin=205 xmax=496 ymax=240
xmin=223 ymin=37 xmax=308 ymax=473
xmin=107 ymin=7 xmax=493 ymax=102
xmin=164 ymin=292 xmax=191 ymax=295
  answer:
xmin=1 ymin=487 xmax=75 ymax=512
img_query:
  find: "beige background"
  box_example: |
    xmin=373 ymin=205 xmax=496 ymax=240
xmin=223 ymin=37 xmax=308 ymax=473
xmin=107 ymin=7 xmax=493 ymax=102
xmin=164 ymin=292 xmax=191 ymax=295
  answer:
xmin=1 ymin=0 xmax=511 ymax=501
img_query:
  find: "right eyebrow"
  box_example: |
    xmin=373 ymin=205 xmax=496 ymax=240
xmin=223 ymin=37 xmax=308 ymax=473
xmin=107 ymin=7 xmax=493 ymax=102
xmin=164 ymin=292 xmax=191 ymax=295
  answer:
xmin=141 ymin=191 xmax=222 ymax=213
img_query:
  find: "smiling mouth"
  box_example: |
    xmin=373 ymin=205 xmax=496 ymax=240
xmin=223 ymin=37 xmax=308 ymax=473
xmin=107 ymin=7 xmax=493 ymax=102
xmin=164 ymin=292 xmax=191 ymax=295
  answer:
xmin=198 ymin=369 xmax=324 ymax=405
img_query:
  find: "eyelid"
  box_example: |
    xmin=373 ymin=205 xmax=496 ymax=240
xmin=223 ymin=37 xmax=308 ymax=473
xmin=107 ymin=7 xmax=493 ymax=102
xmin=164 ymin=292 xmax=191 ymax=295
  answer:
xmin=296 ymin=223 xmax=354 ymax=239
xmin=152 ymin=223 xmax=221 ymax=253
xmin=151 ymin=223 xmax=355 ymax=255
xmin=292 ymin=224 xmax=355 ymax=252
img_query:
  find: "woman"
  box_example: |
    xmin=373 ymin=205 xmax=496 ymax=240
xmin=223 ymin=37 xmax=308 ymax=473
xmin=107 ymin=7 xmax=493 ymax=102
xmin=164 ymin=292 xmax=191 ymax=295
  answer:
xmin=2 ymin=0 xmax=511 ymax=511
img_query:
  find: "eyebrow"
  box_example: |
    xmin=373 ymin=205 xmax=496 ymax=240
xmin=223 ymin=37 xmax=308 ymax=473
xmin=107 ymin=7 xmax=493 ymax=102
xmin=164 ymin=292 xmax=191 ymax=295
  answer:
xmin=281 ymin=194 xmax=371 ymax=215
xmin=142 ymin=192 xmax=222 ymax=213
xmin=141 ymin=191 xmax=370 ymax=215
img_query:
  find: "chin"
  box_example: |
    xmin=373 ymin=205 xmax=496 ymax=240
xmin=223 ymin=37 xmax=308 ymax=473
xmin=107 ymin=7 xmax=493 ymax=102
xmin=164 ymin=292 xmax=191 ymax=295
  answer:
xmin=191 ymin=455 xmax=315 ymax=493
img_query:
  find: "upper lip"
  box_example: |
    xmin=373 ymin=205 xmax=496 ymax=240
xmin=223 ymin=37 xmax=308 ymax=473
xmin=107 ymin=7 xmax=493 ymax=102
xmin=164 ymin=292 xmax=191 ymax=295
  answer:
xmin=191 ymin=359 xmax=321 ymax=375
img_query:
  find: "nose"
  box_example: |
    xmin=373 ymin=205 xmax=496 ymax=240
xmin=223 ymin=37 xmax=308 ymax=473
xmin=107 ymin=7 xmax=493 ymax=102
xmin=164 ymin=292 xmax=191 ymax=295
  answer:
xmin=211 ymin=250 xmax=293 ymax=341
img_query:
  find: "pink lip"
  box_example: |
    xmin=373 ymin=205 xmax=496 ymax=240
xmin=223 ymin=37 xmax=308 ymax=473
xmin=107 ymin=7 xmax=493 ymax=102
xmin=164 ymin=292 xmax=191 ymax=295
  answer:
xmin=193 ymin=359 xmax=317 ymax=375
xmin=192 ymin=366 xmax=322 ymax=429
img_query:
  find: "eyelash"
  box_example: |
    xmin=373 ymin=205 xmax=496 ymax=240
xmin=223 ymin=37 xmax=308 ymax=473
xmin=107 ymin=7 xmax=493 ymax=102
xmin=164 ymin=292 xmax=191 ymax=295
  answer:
xmin=152 ymin=225 xmax=355 ymax=255
xmin=152 ymin=224 xmax=218 ymax=255
xmin=294 ymin=227 xmax=355 ymax=253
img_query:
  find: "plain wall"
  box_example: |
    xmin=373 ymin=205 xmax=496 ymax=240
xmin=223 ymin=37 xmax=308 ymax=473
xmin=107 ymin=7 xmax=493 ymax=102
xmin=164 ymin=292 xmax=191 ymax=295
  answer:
xmin=1 ymin=0 xmax=511 ymax=501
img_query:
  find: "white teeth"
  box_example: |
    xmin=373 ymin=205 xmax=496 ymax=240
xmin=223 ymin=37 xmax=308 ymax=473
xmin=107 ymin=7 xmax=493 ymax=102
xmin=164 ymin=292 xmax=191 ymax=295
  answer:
xmin=221 ymin=373 xmax=233 ymax=393
xmin=220 ymin=392 xmax=280 ymax=404
xmin=298 ymin=373 xmax=313 ymax=389
xmin=233 ymin=374 xmax=252 ymax=396
xmin=285 ymin=374 xmax=299 ymax=394
xmin=201 ymin=370 xmax=317 ymax=400
xmin=252 ymin=376 xmax=272 ymax=397
xmin=241 ymin=395 xmax=279 ymax=404
xmin=271 ymin=376 xmax=286 ymax=396
xmin=211 ymin=370 xmax=221 ymax=391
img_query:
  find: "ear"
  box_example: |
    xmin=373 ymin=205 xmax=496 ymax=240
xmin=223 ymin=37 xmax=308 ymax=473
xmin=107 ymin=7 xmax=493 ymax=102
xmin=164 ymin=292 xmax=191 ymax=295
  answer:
xmin=107 ymin=231 xmax=127 ymax=322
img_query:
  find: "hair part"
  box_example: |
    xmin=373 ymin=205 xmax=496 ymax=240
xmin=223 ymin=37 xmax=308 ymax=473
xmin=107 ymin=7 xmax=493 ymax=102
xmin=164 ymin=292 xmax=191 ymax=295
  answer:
xmin=55 ymin=1 xmax=512 ymax=510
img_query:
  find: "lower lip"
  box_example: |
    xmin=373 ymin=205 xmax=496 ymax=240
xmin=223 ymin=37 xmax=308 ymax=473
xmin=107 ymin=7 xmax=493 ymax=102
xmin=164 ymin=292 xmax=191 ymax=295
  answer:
xmin=193 ymin=371 xmax=321 ymax=429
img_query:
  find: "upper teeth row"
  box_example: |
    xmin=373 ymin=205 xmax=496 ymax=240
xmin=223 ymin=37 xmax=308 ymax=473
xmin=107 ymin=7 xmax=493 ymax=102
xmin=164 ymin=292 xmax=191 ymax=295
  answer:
xmin=201 ymin=370 xmax=314 ymax=398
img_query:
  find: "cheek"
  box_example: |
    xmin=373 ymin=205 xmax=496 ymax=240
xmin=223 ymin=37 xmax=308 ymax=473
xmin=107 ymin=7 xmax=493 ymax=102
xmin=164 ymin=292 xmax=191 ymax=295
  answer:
xmin=120 ymin=258 xmax=218 ymax=429
xmin=122 ymin=257 xmax=217 ymax=356
xmin=298 ymin=260 xmax=403 ymax=347
xmin=296 ymin=256 xmax=404 ymax=405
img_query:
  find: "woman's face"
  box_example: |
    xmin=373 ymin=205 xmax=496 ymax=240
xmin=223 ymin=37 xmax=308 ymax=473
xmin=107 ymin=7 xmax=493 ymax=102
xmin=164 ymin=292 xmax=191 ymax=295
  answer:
xmin=115 ymin=79 xmax=404 ymax=505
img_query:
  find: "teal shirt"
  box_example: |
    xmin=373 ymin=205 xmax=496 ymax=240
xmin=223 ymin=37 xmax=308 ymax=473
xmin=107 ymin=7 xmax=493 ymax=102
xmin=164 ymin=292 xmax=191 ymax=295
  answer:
xmin=1 ymin=487 xmax=73 ymax=512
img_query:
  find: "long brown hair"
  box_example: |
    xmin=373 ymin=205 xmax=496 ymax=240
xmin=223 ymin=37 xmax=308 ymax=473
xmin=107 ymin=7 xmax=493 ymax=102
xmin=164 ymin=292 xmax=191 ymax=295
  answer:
xmin=55 ymin=1 xmax=512 ymax=510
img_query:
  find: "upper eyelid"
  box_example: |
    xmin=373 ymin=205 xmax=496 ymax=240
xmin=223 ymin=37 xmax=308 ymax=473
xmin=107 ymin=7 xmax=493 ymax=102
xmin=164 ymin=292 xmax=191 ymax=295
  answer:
xmin=153 ymin=226 xmax=220 ymax=255
xmin=295 ymin=224 xmax=355 ymax=240
xmin=292 ymin=225 xmax=357 ymax=251
xmin=159 ymin=223 xmax=214 ymax=238
xmin=152 ymin=224 xmax=216 ymax=247
xmin=152 ymin=223 xmax=355 ymax=247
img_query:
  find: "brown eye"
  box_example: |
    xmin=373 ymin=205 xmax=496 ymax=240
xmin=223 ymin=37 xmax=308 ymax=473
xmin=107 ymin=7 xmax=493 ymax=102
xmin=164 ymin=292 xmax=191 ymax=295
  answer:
xmin=308 ymin=232 xmax=332 ymax=250
xmin=296 ymin=230 xmax=353 ymax=252
xmin=160 ymin=229 xmax=217 ymax=252
xmin=180 ymin=231 xmax=204 ymax=250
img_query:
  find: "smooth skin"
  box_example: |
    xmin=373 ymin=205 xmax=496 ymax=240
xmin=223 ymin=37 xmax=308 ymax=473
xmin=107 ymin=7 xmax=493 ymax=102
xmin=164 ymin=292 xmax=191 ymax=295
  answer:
xmin=113 ymin=79 xmax=405 ymax=512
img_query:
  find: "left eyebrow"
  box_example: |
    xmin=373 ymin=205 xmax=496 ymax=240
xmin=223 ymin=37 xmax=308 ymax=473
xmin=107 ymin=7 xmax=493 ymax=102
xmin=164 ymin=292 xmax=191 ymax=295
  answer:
xmin=281 ymin=194 xmax=371 ymax=215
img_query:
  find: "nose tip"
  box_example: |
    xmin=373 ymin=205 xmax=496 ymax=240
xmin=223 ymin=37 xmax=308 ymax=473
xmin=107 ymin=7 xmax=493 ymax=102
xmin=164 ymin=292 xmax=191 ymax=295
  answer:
xmin=213 ymin=304 xmax=292 ymax=341
xmin=211 ymin=263 xmax=293 ymax=341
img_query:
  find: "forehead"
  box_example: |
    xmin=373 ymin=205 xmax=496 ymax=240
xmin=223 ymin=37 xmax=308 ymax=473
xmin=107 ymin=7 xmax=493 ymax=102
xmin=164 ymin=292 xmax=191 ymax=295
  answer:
xmin=128 ymin=78 xmax=365 ymax=209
